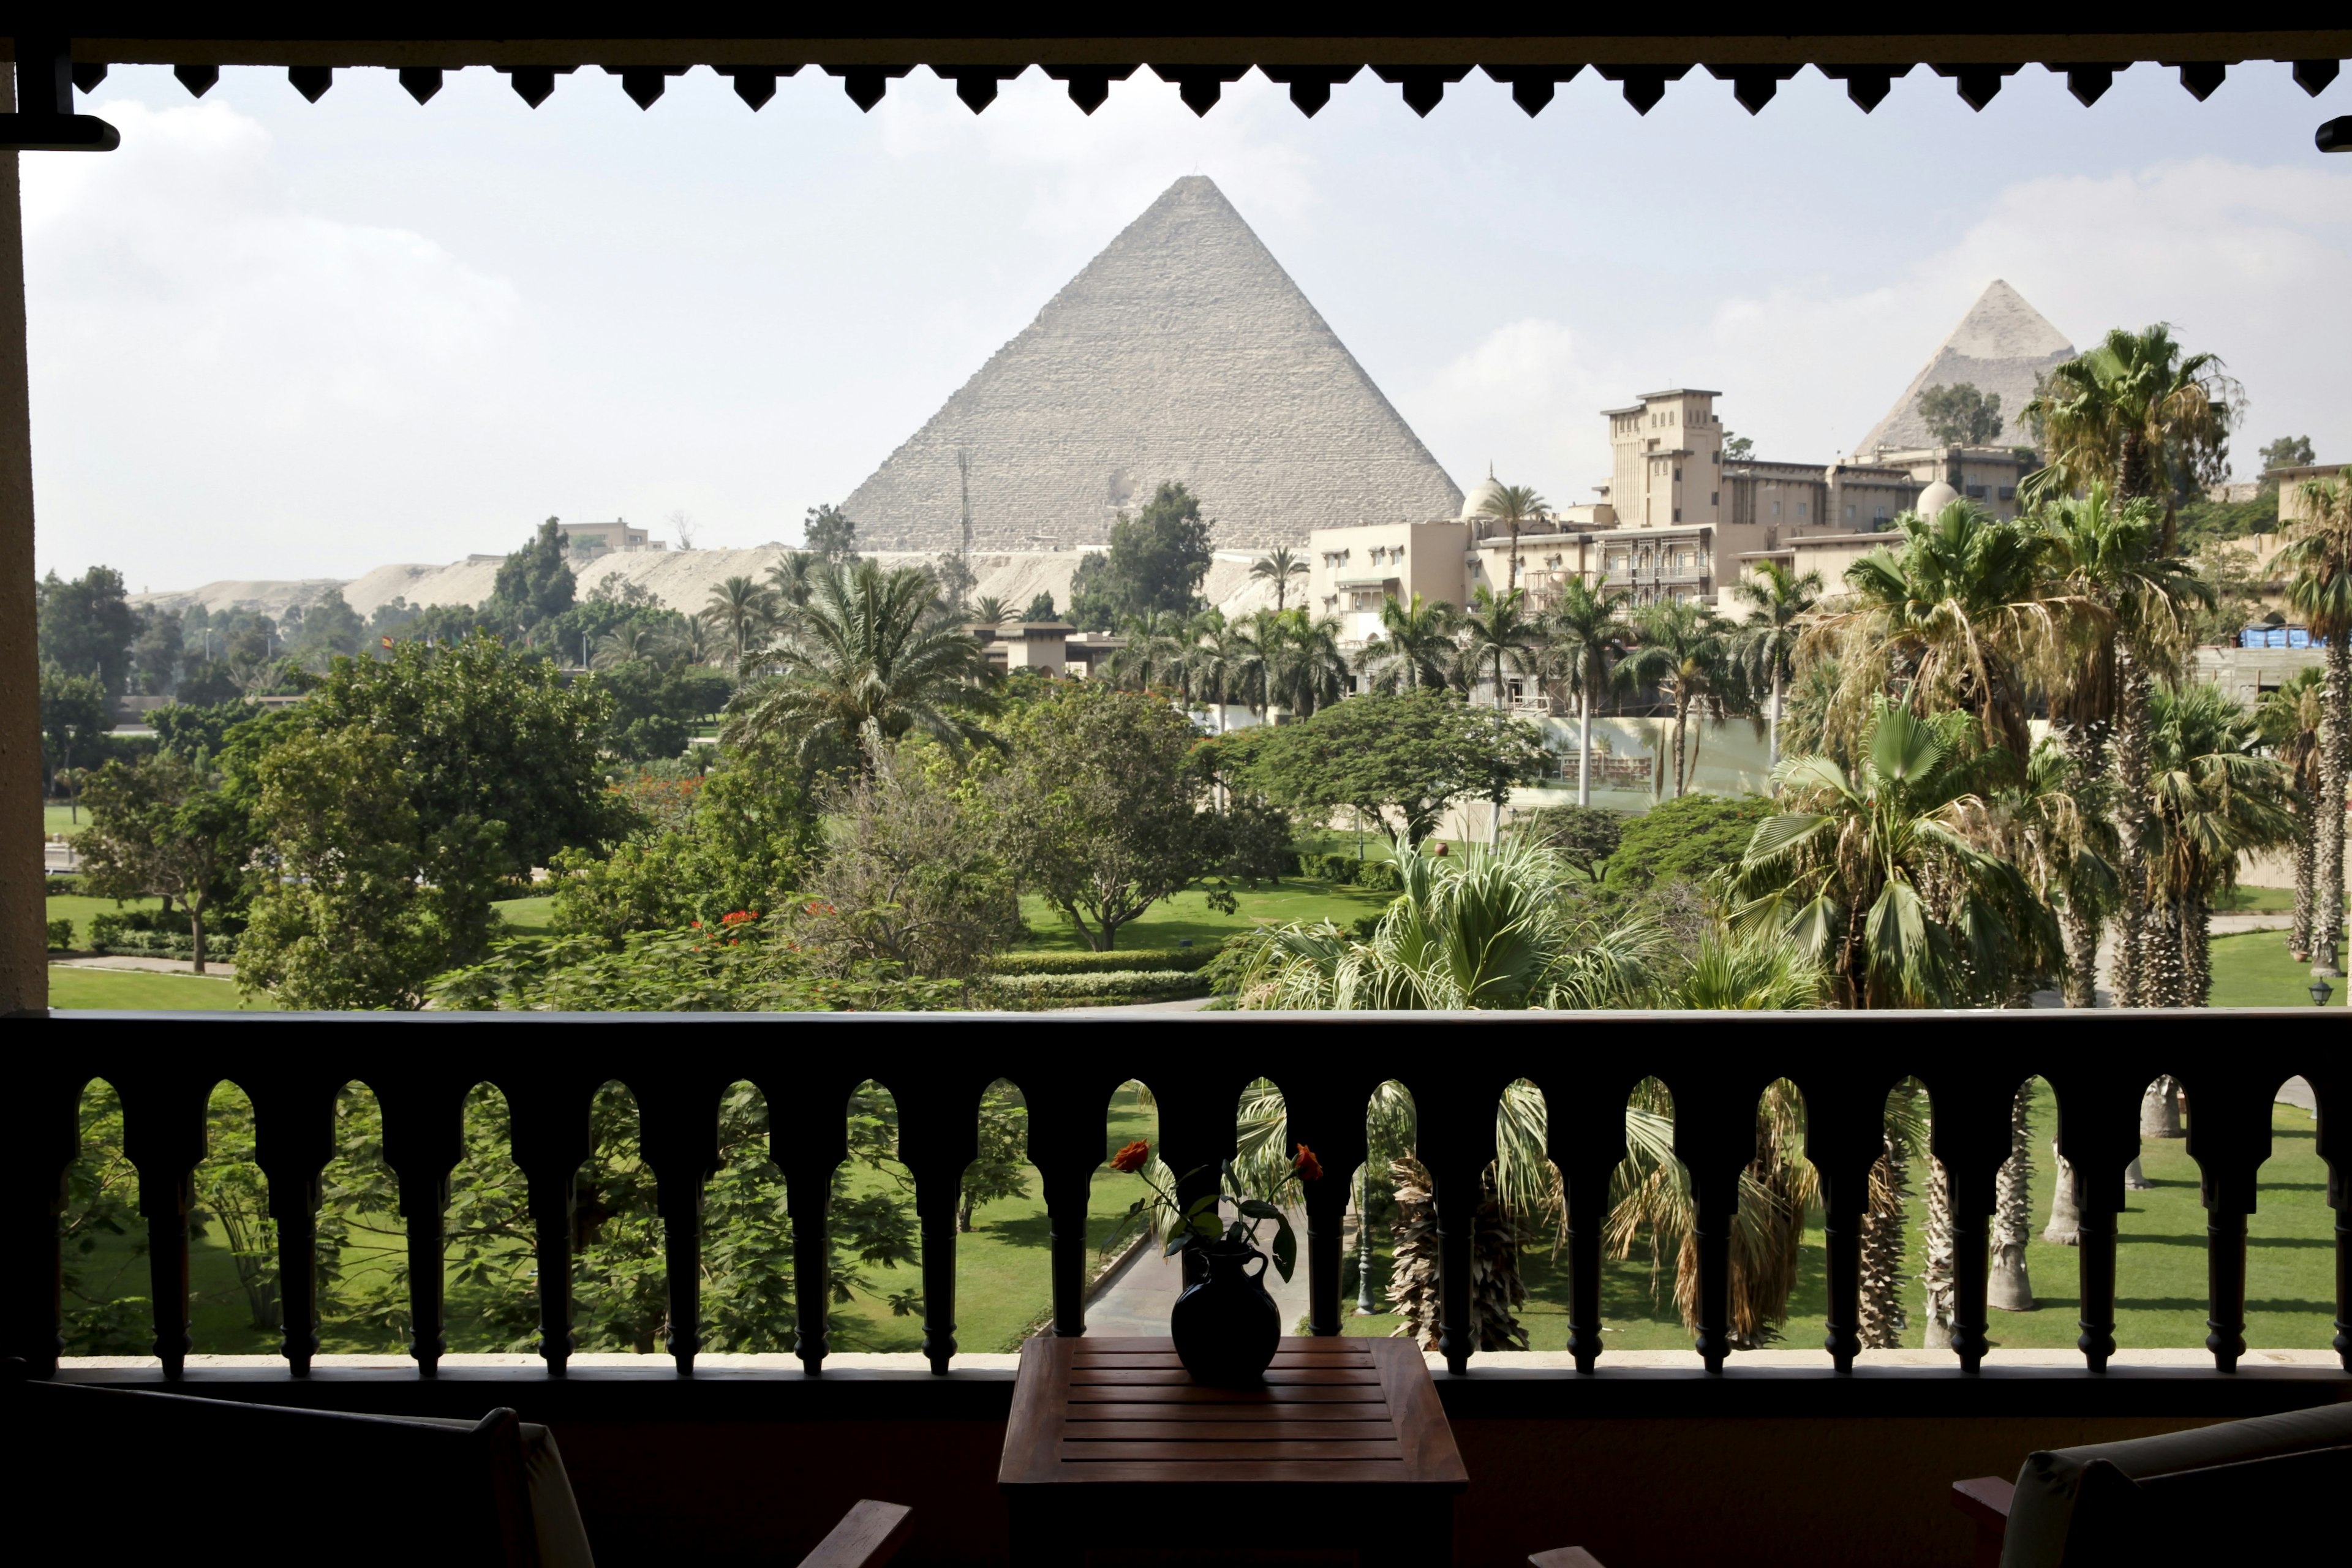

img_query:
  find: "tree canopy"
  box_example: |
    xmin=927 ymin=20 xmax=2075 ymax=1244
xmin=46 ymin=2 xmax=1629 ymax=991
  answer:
xmin=1226 ymin=688 xmax=1545 ymax=846
xmin=37 ymin=565 xmax=138 ymax=696
xmin=1067 ymin=482 xmax=1215 ymax=630
xmin=1916 ymin=382 xmax=2005 ymax=447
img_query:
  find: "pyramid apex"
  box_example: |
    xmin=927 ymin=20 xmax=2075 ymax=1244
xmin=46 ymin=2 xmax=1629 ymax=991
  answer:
xmin=1855 ymin=282 xmax=2076 ymax=453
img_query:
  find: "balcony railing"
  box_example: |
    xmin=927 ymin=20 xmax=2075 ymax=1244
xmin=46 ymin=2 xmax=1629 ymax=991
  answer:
xmin=6 ymin=1012 xmax=2345 ymax=1387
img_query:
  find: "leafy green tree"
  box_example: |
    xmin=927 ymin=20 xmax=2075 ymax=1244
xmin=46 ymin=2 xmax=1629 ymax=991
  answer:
xmin=593 ymin=661 xmax=731 ymax=761
xmin=37 ymin=564 xmax=138 ymax=695
xmin=1515 ymin=803 xmax=1622 ymax=884
xmin=801 ymin=748 xmax=1022 ymax=979
xmin=2258 ymin=435 xmax=2316 ymax=474
xmin=38 ymin=663 xmax=111 ymax=805
xmin=548 ymin=742 xmax=821 ymax=944
xmin=149 ymin=698 xmax=252 ymax=761
xmin=76 ymin=750 xmax=253 ymax=971
xmin=129 ymin=606 xmax=184 ymax=696
xmin=1233 ymin=688 xmax=1545 ymax=847
xmin=1722 ymin=432 xmax=1754 ymax=460
xmin=960 ymin=1085 xmax=1034 ymax=1233
xmin=1916 ymin=382 xmax=2005 ymax=447
xmin=1066 ymin=482 xmax=1214 ymax=630
xmin=486 ymin=518 xmax=578 ymax=638
xmin=725 ymin=560 xmax=996 ymax=774
xmin=985 ymin=682 xmax=1280 ymax=950
xmin=1604 ymin=791 xmax=1771 ymax=892
xmin=289 ymin=588 xmax=366 ymax=664
xmin=292 ymin=636 xmax=621 ymax=963
xmin=1022 ymin=590 xmax=1058 ymax=622
xmin=804 ymin=503 xmax=858 ymax=562
xmin=237 ymin=726 xmax=458 ymax=1009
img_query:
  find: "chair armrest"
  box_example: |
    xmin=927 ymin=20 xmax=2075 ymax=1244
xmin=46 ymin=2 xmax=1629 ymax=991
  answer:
xmin=1950 ymin=1476 xmax=2015 ymax=1568
xmin=796 ymin=1501 xmax=914 ymax=1568
xmin=1528 ymin=1550 xmax=1607 ymax=1568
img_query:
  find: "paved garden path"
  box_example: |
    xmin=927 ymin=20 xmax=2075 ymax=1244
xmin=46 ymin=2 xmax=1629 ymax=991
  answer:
xmin=1084 ymin=1202 xmax=1314 ymax=1336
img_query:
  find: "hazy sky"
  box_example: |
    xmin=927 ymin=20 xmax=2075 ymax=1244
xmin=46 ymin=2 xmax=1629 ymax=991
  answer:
xmin=24 ymin=60 xmax=2352 ymax=591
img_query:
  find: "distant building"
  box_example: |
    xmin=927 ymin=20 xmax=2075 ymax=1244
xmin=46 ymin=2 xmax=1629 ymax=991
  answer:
xmin=558 ymin=520 xmax=664 ymax=560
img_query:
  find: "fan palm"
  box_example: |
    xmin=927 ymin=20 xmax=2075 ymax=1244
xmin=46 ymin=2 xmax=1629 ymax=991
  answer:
xmin=2275 ymin=477 xmax=2352 ymax=977
xmin=1804 ymin=499 xmax=2071 ymax=767
xmin=590 ymin=623 xmax=662 ymax=670
xmin=1730 ymin=698 xmax=2058 ymax=1008
xmin=703 ymin=575 xmax=781 ymax=671
xmin=1997 ymin=738 xmax=2117 ymax=1009
xmin=1250 ymin=546 xmax=1310 ymax=612
xmin=1461 ymin=585 xmax=1540 ymax=712
xmin=723 ymin=560 xmax=997 ymax=772
xmin=1728 ymin=562 xmax=1822 ymax=772
xmin=2143 ymin=682 xmax=2296 ymax=1005
xmin=2033 ymin=481 xmax=2207 ymax=1005
xmin=1356 ymin=593 xmax=1458 ymax=694
xmin=1615 ymin=598 xmax=1733 ymax=798
xmin=1537 ymin=580 xmax=1627 ymax=807
xmin=2256 ymin=669 xmax=2326 ymax=961
xmin=1475 ymin=483 xmax=1548 ymax=592
xmin=2019 ymin=323 xmax=2241 ymax=550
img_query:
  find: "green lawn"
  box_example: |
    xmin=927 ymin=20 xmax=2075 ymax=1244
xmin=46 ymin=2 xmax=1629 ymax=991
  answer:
xmin=44 ymin=803 xmax=88 ymax=838
xmin=2208 ymin=929 xmax=2345 ymax=1009
xmin=492 ymin=895 xmax=558 ymax=935
xmin=1330 ymin=1084 xmax=2333 ymax=1353
xmin=48 ymin=965 xmax=276 ymax=1011
xmin=1014 ymin=876 xmax=1394 ymax=952
xmin=45 ymin=892 xmax=165 ymax=946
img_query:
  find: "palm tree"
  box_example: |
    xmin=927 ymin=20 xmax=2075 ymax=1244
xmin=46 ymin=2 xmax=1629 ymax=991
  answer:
xmin=1461 ymin=585 xmax=1539 ymax=712
xmin=1999 ymin=738 xmax=2117 ymax=1009
xmin=723 ymin=559 xmax=997 ymax=772
xmin=2034 ymin=481 xmax=2209 ymax=1006
xmin=1231 ymin=609 xmax=1286 ymax=722
xmin=2143 ymin=682 xmax=2295 ymax=1005
xmin=970 ymin=594 xmax=1010 ymax=630
xmin=1804 ymin=499 xmax=2071 ymax=767
xmin=1475 ymin=483 xmax=1548 ymax=592
xmin=2020 ymin=323 xmax=2241 ymax=551
xmin=2256 ymin=669 xmax=2326 ymax=961
xmin=590 ymin=623 xmax=661 ymax=669
xmin=703 ymin=575 xmax=780 ymax=671
xmin=1616 ymin=598 xmax=1733 ymax=798
xmin=1189 ymin=614 xmax=1252 ymax=734
xmin=1538 ymin=580 xmax=1627 ymax=807
xmin=1728 ymin=562 xmax=1822 ymax=772
xmin=1730 ymin=698 xmax=2059 ymax=1008
xmin=766 ymin=551 xmax=820 ymax=609
xmin=658 ymin=616 xmax=716 ymax=668
xmin=1103 ymin=609 xmax=1194 ymax=693
xmin=1357 ymin=594 xmax=1457 ymax=694
xmin=1271 ymin=609 xmax=1351 ymax=718
xmin=2276 ymin=477 xmax=2352 ymax=977
xmin=1250 ymin=546 xmax=1309 ymax=611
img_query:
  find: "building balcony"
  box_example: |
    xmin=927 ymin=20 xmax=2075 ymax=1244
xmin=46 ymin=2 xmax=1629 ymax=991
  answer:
xmin=10 ymin=1016 xmax=2344 ymax=1567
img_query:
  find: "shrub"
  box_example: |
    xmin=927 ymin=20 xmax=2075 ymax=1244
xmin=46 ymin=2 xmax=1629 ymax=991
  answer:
xmin=86 ymin=911 xmax=126 ymax=948
xmin=989 ymin=944 xmax=1224 ymax=977
xmin=91 ymin=929 xmax=238 ymax=961
xmin=1360 ymin=861 xmax=1403 ymax=894
xmin=46 ymin=918 xmax=73 ymax=951
xmin=982 ymin=970 xmax=1212 ymax=1006
xmin=1605 ymin=793 xmax=1773 ymax=891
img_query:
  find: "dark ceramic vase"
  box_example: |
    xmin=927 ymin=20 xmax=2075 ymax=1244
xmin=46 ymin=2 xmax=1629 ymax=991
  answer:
xmin=1170 ymin=1240 xmax=1282 ymax=1387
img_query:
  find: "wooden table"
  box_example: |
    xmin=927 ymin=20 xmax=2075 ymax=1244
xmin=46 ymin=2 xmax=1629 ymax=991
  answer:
xmin=999 ymin=1336 xmax=1467 ymax=1567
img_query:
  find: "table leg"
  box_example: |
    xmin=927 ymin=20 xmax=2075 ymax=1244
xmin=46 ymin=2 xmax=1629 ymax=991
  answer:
xmin=1007 ymin=1498 xmax=1088 ymax=1568
xmin=1358 ymin=1499 xmax=1452 ymax=1568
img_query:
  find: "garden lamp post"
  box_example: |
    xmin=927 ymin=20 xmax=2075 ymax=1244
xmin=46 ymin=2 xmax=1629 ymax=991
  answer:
xmin=2311 ymin=978 xmax=2335 ymax=1006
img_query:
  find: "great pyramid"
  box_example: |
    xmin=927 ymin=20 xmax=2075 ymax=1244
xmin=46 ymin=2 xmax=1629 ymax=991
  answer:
xmin=842 ymin=176 xmax=1463 ymax=552
xmin=1857 ymin=280 xmax=2076 ymax=454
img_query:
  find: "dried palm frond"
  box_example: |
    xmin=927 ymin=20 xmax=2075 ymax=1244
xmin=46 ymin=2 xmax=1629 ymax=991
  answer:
xmin=1387 ymin=1157 xmax=1528 ymax=1352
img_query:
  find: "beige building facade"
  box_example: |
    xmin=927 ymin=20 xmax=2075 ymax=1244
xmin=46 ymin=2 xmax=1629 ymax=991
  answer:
xmin=559 ymin=519 xmax=663 ymax=560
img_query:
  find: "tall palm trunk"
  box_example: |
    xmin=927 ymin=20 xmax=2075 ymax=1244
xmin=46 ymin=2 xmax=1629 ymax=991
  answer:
xmin=2057 ymin=720 xmax=2106 ymax=1008
xmin=2290 ymin=810 xmax=2316 ymax=962
xmin=2111 ymin=654 xmax=2155 ymax=1005
xmin=1921 ymin=1152 xmax=1955 ymax=1349
xmin=2182 ymin=891 xmax=2213 ymax=1005
xmin=1857 ymin=1133 xmax=1910 ymax=1348
xmin=1670 ymin=693 xmax=1689 ymax=799
xmin=2314 ymin=639 xmax=2350 ymax=978
xmin=2043 ymin=1141 xmax=2081 ymax=1245
xmin=1578 ymin=687 xmax=1594 ymax=807
xmin=1989 ymin=1088 xmax=2035 ymax=1311
xmin=1768 ymin=662 xmax=1784 ymax=772
xmin=2144 ymin=900 xmax=2188 ymax=1007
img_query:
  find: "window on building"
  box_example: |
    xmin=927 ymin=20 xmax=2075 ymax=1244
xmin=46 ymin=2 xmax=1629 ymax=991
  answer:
xmin=1711 ymin=491 xmax=1719 ymax=507
xmin=1771 ymin=500 xmax=1782 ymax=516
xmin=1997 ymin=486 xmax=2016 ymax=501
xmin=1673 ymin=467 xmax=1682 ymax=481
xmin=1966 ymin=484 xmax=1988 ymax=499
xmin=1796 ymin=502 xmax=1808 ymax=519
xmin=1845 ymin=504 xmax=1855 ymax=520
xmin=1393 ymin=545 xmax=1405 ymax=559
xmin=1673 ymin=508 xmax=1682 ymax=522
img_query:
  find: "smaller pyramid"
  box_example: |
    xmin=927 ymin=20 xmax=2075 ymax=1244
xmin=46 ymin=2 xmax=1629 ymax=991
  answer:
xmin=1857 ymin=281 xmax=2075 ymax=453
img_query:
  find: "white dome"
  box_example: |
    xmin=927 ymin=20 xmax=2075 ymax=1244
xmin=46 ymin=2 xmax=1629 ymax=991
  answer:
xmin=1460 ymin=476 xmax=1507 ymax=521
xmin=1917 ymin=480 xmax=1961 ymax=516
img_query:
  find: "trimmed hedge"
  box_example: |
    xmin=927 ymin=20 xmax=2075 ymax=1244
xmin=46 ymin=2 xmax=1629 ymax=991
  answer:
xmin=87 ymin=927 xmax=238 ymax=962
xmin=990 ymin=944 xmax=1224 ymax=977
xmin=1282 ymin=851 xmax=1402 ymax=892
xmin=984 ymin=970 xmax=1212 ymax=1003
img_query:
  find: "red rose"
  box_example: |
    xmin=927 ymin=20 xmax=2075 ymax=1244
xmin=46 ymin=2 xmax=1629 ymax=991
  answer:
xmin=1109 ymin=1140 xmax=1151 ymax=1174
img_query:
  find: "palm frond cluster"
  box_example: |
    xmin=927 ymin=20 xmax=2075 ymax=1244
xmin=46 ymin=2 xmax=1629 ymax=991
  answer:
xmin=1099 ymin=602 xmax=1351 ymax=726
